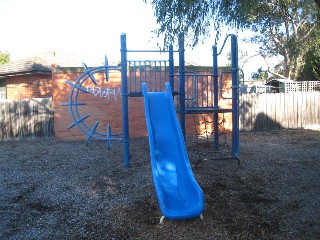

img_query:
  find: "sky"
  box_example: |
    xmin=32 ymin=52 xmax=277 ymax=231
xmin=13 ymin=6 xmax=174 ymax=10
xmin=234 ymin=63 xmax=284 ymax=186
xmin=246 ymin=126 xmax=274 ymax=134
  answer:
xmin=0 ymin=0 xmax=275 ymax=79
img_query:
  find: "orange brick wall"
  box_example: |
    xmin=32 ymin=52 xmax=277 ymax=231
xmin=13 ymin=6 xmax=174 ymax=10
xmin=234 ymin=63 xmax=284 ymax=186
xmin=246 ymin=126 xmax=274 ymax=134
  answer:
xmin=53 ymin=68 xmax=232 ymax=141
xmin=6 ymin=74 xmax=52 ymax=99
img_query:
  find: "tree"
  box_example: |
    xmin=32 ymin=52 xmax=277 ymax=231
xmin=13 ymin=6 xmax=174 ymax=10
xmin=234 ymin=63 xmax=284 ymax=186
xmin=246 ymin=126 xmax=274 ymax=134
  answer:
xmin=298 ymin=38 xmax=320 ymax=80
xmin=251 ymin=68 xmax=268 ymax=81
xmin=246 ymin=0 xmax=319 ymax=79
xmin=0 ymin=51 xmax=10 ymax=65
xmin=145 ymin=0 xmax=257 ymax=46
xmin=145 ymin=0 xmax=319 ymax=79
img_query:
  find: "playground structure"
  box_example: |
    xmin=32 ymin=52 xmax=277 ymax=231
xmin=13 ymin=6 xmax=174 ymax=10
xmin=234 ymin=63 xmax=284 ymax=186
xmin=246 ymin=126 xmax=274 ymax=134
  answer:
xmin=64 ymin=33 xmax=239 ymax=167
xmin=63 ymin=33 xmax=239 ymax=222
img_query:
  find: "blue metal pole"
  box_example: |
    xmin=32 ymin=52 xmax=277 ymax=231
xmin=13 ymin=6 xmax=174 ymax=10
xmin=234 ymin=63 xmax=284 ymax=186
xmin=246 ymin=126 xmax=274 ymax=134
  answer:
xmin=231 ymin=35 xmax=240 ymax=159
xmin=120 ymin=33 xmax=130 ymax=167
xmin=212 ymin=45 xmax=219 ymax=150
xmin=178 ymin=33 xmax=186 ymax=139
xmin=169 ymin=44 xmax=174 ymax=91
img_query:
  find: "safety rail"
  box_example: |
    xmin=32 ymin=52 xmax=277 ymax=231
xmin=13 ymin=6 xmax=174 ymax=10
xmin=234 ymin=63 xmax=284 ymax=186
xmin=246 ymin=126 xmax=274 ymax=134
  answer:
xmin=128 ymin=60 xmax=171 ymax=96
xmin=185 ymin=73 xmax=215 ymax=108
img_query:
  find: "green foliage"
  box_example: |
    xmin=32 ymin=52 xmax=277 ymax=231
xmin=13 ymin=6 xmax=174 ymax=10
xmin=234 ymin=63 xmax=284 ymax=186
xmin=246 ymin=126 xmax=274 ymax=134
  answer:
xmin=145 ymin=0 xmax=258 ymax=47
xmin=251 ymin=68 xmax=268 ymax=81
xmin=246 ymin=0 xmax=319 ymax=79
xmin=0 ymin=52 xmax=10 ymax=65
xmin=297 ymin=38 xmax=320 ymax=80
xmin=146 ymin=0 xmax=319 ymax=79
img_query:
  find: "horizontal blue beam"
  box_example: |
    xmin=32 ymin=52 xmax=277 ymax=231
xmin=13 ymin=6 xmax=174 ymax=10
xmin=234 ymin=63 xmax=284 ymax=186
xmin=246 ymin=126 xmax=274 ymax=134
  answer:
xmin=60 ymin=102 xmax=87 ymax=106
xmin=65 ymin=80 xmax=89 ymax=93
xmin=127 ymin=49 xmax=179 ymax=53
xmin=67 ymin=114 xmax=90 ymax=129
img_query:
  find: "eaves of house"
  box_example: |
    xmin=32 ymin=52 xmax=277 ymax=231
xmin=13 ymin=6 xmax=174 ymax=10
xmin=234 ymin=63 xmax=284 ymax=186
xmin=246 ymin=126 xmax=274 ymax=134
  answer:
xmin=0 ymin=57 xmax=52 ymax=77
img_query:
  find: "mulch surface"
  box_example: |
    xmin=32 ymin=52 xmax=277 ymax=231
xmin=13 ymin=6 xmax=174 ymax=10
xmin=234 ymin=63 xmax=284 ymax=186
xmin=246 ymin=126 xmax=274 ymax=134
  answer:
xmin=1 ymin=129 xmax=319 ymax=239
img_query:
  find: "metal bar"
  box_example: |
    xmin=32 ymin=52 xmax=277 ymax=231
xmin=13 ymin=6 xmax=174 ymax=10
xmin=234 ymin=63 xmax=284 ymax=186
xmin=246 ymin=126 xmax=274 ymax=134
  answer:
xmin=86 ymin=121 xmax=99 ymax=145
xmin=219 ymin=70 xmax=233 ymax=99
xmin=144 ymin=61 xmax=148 ymax=91
xmin=231 ymin=35 xmax=240 ymax=159
xmin=71 ymin=78 xmax=92 ymax=134
xmin=206 ymin=75 xmax=209 ymax=107
xmin=104 ymin=55 xmax=109 ymax=80
xmin=127 ymin=49 xmax=179 ymax=53
xmin=159 ymin=61 xmax=162 ymax=91
xmin=65 ymin=80 xmax=89 ymax=93
xmin=212 ymin=44 xmax=219 ymax=150
xmin=149 ymin=61 xmax=152 ymax=91
xmin=67 ymin=114 xmax=91 ymax=129
xmin=133 ymin=62 xmax=137 ymax=92
xmin=164 ymin=61 xmax=167 ymax=85
xmin=153 ymin=61 xmax=157 ymax=91
xmin=106 ymin=124 xmax=112 ymax=150
xmin=178 ymin=33 xmax=186 ymax=139
xmin=60 ymin=102 xmax=86 ymax=106
xmin=184 ymin=73 xmax=196 ymax=101
xmin=169 ymin=44 xmax=174 ymax=91
xmin=126 ymin=59 xmax=168 ymax=63
xmin=139 ymin=61 xmax=142 ymax=92
xmin=120 ymin=33 xmax=130 ymax=168
xmin=194 ymin=75 xmax=198 ymax=106
xmin=82 ymin=63 xmax=97 ymax=85
xmin=128 ymin=61 xmax=132 ymax=93
xmin=216 ymin=34 xmax=233 ymax=56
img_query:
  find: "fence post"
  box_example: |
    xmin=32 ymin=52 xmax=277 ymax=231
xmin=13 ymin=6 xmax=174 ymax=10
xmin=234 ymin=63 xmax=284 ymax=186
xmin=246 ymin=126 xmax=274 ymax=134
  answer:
xmin=120 ymin=33 xmax=130 ymax=167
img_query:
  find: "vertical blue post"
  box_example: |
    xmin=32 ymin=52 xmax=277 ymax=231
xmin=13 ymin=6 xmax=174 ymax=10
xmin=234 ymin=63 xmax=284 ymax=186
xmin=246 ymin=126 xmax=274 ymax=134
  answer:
xmin=169 ymin=44 xmax=174 ymax=91
xmin=231 ymin=35 xmax=240 ymax=158
xmin=178 ymin=34 xmax=186 ymax=139
xmin=212 ymin=44 xmax=219 ymax=150
xmin=120 ymin=33 xmax=130 ymax=167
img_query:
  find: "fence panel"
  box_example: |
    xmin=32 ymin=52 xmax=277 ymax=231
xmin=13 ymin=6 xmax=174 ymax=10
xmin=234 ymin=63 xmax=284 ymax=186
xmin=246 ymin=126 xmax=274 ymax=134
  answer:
xmin=2 ymin=94 xmax=318 ymax=139
xmin=240 ymin=92 xmax=320 ymax=131
xmin=0 ymin=98 xmax=54 ymax=140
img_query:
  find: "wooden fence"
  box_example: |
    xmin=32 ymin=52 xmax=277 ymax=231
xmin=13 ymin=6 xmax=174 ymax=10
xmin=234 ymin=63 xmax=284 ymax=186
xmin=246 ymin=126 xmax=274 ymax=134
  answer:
xmin=0 ymin=93 xmax=318 ymax=141
xmin=0 ymin=98 xmax=54 ymax=140
xmin=240 ymin=92 xmax=320 ymax=131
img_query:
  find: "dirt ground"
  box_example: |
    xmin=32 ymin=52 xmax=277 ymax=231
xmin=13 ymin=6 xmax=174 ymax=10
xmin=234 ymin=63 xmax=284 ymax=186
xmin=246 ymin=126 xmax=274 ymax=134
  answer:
xmin=0 ymin=129 xmax=319 ymax=240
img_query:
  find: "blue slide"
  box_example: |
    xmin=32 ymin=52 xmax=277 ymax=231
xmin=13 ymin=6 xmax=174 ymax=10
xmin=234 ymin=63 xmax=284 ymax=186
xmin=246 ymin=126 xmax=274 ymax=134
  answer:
xmin=142 ymin=82 xmax=204 ymax=221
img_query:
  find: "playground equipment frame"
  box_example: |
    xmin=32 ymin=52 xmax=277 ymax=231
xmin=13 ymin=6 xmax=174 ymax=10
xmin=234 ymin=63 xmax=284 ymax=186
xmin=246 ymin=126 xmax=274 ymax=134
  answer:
xmin=65 ymin=32 xmax=240 ymax=168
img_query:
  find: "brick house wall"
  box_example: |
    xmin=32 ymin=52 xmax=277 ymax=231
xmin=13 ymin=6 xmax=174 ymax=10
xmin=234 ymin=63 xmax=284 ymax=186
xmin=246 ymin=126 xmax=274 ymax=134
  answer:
xmin=53 ymin=67 xmax=232 ymax=141
xmin=53 ymin=68 xmax=148 ymax=141
xmin=5 ymin=74 xmax=52 ymax=99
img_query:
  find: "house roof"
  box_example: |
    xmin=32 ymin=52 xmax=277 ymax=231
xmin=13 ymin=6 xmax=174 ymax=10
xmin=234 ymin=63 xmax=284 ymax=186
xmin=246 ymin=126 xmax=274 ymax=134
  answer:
xmin=0 ymin=50 xmax=105 ymax=77
xmin=38 ymin=50 xmax=104 ymax=68
xmin=0 ymin=57 xmax=51 ymax=76
xmin=267 ymin=78 xmax=295 ymax=84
